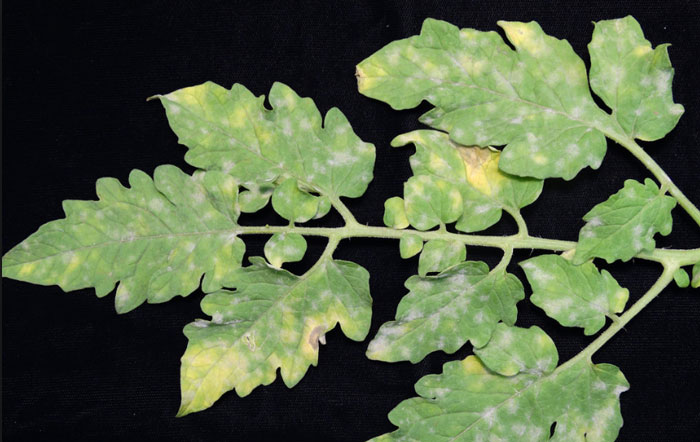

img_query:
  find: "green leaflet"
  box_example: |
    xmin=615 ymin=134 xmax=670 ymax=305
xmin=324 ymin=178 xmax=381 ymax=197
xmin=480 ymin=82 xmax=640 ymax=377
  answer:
xmin=399 ymin=234 xmax=423 ymax=259
xmin=393 ymin=130 xmax=542 ymax=233
xmin=2 ymin=166 xmax=244 ymax=313
xmin=417 ymin=239 xmax=465 ymax=276
xmin=179 ymin=256 xmax=372 ymax=416
xmin=271 ymin=178 xmax=319 ymax=223
xmin=384 ymin=196 xmax=409 ymax=229
xmin=264 ymin=233 xmax=307 ymax=268
xmin=357 ymin=17 xmax=684 ymax=181
xmin=238 ymin=182 xmax=274 ymax=213
xmin=473 ymin=323 xmax=557 ymax=376
xmin=366 ymin=261 xmax=523 ymax=363
xmin=589 ymin=16 xmax=684 ymax=141
xmin=673 ymin=268 xmax=690 ymax=289
xmin=693 ymin=262 xmax=700 ymax=289
xmin=153 ymin=81 xmax=376 ymax=215
xmin=521 ymin=254 xmax=629 ymax=335
xmin=404 ymin=175 xmax=463 ymax=230
xmin=574 ymin=178 xmax=676 ymax=264
xmin=372 ymin=326 xmax=629 ymax=442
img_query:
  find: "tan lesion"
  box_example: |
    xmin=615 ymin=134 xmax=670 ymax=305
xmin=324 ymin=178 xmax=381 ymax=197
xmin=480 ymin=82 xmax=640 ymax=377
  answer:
xmin=307 ymin=325 xmax=327 ymax=350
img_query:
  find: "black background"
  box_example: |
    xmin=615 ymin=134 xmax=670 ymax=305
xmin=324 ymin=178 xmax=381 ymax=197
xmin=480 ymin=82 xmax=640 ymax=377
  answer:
xmin=3 ymin=1 xmax=700 ymax=440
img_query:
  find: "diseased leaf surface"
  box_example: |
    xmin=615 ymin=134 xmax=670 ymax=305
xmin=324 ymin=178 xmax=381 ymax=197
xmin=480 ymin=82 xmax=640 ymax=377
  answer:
xmin=574 ymin=178 xmax=676 ymax=264
xmin=417 ymin=239 xmax=465 ymax=276
xmin=179 ymin=256 xmax=372 ymax=415
xmin=473 ymin=323 xmax=557 ymax=376
xmin=358 ymin=19 xmax=617 ymax=180
xmin=372 ymin=327 xmax=629 ymax=442
xmin=588 ymin=16 xmax=684 ymax=141
xmin=264 ymin=233 xmax=307 ymax=268
xmin=366 ymin=262 xmax=523 ymax=363
xmin=2 ymin=166 xmax=245 ymax=313
xmin=522 ymin=254 xmax=629 ymax=335
xmin=404 ymin=175 xmax=463 ymax=231
xmin=399 ymin=234 xmax=423 ymax=259
xmin=155 ymin=81 xmax=376 ymax=213
xmin=393 ymin=130 xmax=542 ymax=233
xmin=384 ymin=196 xmax=410 ymax=229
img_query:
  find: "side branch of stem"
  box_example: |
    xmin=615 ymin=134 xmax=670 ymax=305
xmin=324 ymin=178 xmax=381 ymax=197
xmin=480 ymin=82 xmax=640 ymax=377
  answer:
xmin=556 ymin=264 xmax=677 ymax=372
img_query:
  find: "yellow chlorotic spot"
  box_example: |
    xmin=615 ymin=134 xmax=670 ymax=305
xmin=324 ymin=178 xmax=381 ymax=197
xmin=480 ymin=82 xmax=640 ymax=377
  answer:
xmin=633 ymin=45 xmax=652 ymax=57
xmin=533 ymin=154 xmax=548 ymax=165
xmin=65 ymin=254 xmax=82 ymax=273
xmin=222 ymin=178 xmax=236 ymax=193
xmin=501 ymin=22 xmax=545 ymax=56
xmin=230 ymin=107 xmax=247 ymax=128
xmin=258 ymin=130 xmax=272 ymax=144
xmin=18 ymin=262 xmax=37 ymax=276
xmin=471 ymin=59 xmax=486 ymax=75
xmin=462 ymin=355 xmax=487 ymax=374
xmin=356 ymin=65 xmax=380 ymax=91
xmin=428 ymin=152 xmax=447 ymax=171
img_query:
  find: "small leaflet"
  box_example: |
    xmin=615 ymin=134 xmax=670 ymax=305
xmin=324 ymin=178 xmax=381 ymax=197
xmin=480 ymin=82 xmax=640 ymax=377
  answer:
xmin=417 ymin=239 xmax=465 ymax=276
xmin=264 ymin=233 xmax=307 ymax=268
xmin=366 ymin=262 xmax=523 ymax=363
xmin=521 ymin=254 xmax=629 ymax=335
xmin=574 ymin=178 xmax=676 ymax=264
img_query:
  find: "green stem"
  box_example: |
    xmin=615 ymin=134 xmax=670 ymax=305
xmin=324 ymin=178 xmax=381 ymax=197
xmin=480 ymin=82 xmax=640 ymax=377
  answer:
xmin=235 ymin=224 xmax=700 ymax=266
xmin=329 ymin=197 xmax=360 ymax=226
xmin=504 ymin=207 xmax=528 ymax=237
xmin=608 ymin=133 xmax=700 ymax=227
xmin=556 ymin=264 xmax=677 ymax=372
xmin=494 ymin=246 xmax=514 ymax=272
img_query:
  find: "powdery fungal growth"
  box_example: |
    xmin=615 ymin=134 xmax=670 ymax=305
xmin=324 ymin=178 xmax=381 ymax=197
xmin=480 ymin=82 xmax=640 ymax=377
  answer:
xmin=2 ymin=15 xmax=700 ymax=441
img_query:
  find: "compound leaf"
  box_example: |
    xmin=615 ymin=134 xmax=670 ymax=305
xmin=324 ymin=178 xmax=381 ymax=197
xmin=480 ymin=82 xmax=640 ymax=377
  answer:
xmin=2 ymin=166 xmax=245 ymax=313
xmin=366 ymin=262 xmax=523 ymax=363
xmin=154 ymin=81 xmax=376 ymax=214
xmin=417 ymin=239 xmax=466 ymax=276
xmin=179 ymin=256 xmax=372 ymax=415
xmin=588 ymin=16 xmax=684 ymax=141
xmin=574 ymin=178 xmax=676 ymax=264
xmin=521 ymin=254 xmax=629 ymax=335
xmin=372 ymin=326 xmax=629 ymax=442
xmin=393 ymin=130 xmax=542 ymax=233
xmin=358 ymin=19 xmax=616 ymax=180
